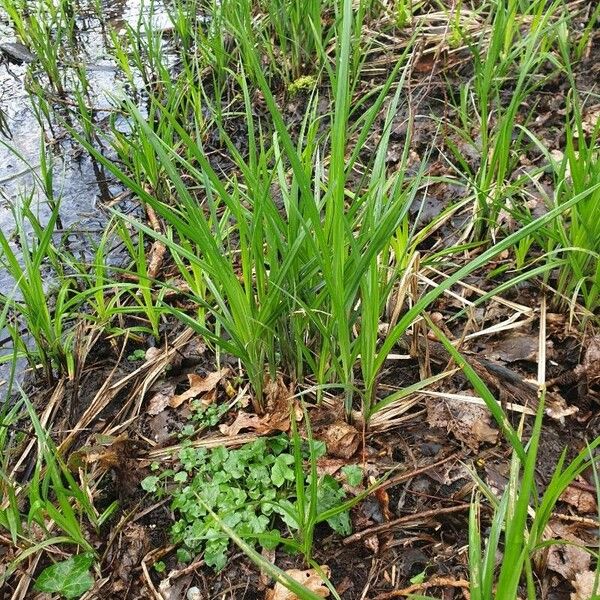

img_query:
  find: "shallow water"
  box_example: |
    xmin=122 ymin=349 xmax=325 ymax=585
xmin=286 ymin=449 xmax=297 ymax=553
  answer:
xmin=0 ymin=0 xmax=172 ymax=374
xmin=0 ymin=0 xmax=173 ymax=288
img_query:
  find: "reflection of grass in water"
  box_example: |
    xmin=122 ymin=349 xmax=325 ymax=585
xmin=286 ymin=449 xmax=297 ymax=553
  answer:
xmin=0 ymin=106 xmax=10 ymax=138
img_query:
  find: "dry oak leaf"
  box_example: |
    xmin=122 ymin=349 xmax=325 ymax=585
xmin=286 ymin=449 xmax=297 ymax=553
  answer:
xmin=169 ymin=368 xmax=229 ymax=408
xmin=218 ymin=405 xmax=300 ymax=436
xmin=263 ymin=376 xmax=298 ymax=432
xmin=219 ymin=412 xmax=271 ymax=436
xmin=220 ymin=377 xmax=300 ymax=436
xmin=266 ymin=567 xmax=331 ymax=600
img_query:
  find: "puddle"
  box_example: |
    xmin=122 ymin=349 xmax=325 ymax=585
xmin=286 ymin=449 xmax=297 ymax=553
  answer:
xmin=0 ymin=0 xmax=173 ymax=272
xmin=0 ymin=0 xmax=173 ymax=371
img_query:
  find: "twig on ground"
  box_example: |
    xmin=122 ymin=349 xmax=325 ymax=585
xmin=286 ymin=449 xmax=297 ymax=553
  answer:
xmin=343 ymin=503 xmax=471 ymax=545
xmin=373 ymin=575 xmax=470 ymax=599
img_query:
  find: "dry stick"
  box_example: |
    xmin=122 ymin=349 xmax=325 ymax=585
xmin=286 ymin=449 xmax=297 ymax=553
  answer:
xmin=373 ymin=576 xmax=470 ymax=599
xmin=164 ymin=557 xmax=206 ymax=581
xmin=378 ymin=450 xmax=462 ymax=491
xmin=58 ymin=328 xmax=194 ymax=456
xmin=141 ymin=558 xmax=165 ymax=600
xmin=10 ymin=553 xmax=41 ymax=600
xmin=343 ymin=503 xmax=471 ymax=545
xmin=144 ymin=192 xmax=167 ymax=280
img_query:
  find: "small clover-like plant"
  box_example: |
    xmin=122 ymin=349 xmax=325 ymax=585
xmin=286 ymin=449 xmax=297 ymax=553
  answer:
xmin=142 ymin=435 xmax=357 ymax=572
xmin=190 ymin=400 xmax=229 ymax=429
xmin=127 ymin=348 xmax=146 ymax=362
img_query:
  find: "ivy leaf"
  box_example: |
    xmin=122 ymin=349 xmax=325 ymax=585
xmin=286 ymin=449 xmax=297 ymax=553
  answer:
xmin=34 ymin=553 xmax=95 ymax=599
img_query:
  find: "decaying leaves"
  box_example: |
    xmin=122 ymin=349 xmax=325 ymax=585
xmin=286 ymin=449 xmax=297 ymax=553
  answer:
xmin=570 ymin=570 xmax=599 ymax=600
xmin=169 ymin=368 xmax=229 ymax=408
xmin=426 ymin=397 xmax=498 ymax=450
xmin=219 ymin=412 xmax=270 ymax=436
xmin=313 ymin=420 xmax=360 ymax=459
xmin=575 ymin=335 xmax=600 ymax=384
xmin=109 ymin=523 xmax=150 ymax=592
xmin=147 ymin=382 xmax=177 ymax=415
xmin=220 ymin=376 xmax=300 ymax=435
xmin=560 ymin=482 xmax=597 ymax=514
xmin=266 ymin=567 xmax=331 ymax=600
xmin=547 ymin=521 xmax=592 ymax=588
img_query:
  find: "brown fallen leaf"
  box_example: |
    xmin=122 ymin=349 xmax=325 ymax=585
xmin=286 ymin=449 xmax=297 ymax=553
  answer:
xmin=547 ymin=521 xmax=591 ymax=584
xmin=110 ymin=523 xmax=150 ymax=591
xmin=570 ymin=570 xmax=599 ymax=600
xmin=487 ymin=334 xmax=543 ymax=363
xmin=219 ymin=412 xmax=271 ymax=436
xmin=313 ymin=420 xmax=360 ymax=459
xmin=266 ymin=567 xmax=331 ymax=600
xmin=169 ymin=368 xmax=229 ymax=408
xmin=576 ymin=335 xmax=600 ymax=383
xmin=263 ymin=376 xmax=298 ymax=432
xmin=560 ymin=482 xmax=597 ymax=514
xmin=147 ymin=382 xmax=177 ymax=415
xmin=426 ymin=397 xmax=498 ymax=450
xmin=220 ymin=377 xmax=299 ymax=436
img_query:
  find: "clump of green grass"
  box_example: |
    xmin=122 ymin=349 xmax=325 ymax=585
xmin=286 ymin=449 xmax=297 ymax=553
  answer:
xmin=67 ymin=0 xmax=597 ymax=422
xmin=447 ymin=0 xmax=571 ymax=239
xmin=0 ymin=0 xmax=598 ymax=598
xmin=425 ymin=318 xmax=600 ymax=600
xmin=519 ymin=35 xmax=600 ymax=319
xmin=0 ymin=396 xmax=117 ymax=592
xmin=0 ymin=191 xmax=78 ymax=382
xmin=1 ymin=0 xmax=75 ymax=96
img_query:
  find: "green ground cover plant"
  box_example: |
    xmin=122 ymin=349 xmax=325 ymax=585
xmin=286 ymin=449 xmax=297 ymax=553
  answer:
xmin=142 ymin=431 xmax=362 ymax=571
